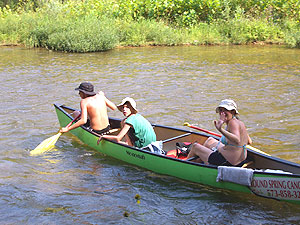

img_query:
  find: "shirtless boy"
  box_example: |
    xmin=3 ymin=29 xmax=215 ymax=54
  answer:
xmin=60 ymin=82 xmax=117 ymax=135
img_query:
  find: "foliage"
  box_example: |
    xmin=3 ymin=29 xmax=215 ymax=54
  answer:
xmin=218 ymin=18 xmax=284 ymax=44
xmin=0 ymin=0 xmax=19 ymax=9
xmin=26 ymin=14 xmax=119 ymax=52
xmin=117 ymin=19 xmax=183 ymax=46
xmin=282 ymin=20 xmax=300 ymax=48
xmin=0 ymin=0 xmax=299 ymax=50
xmin=52 ymin=0 xmax=300 ymax=26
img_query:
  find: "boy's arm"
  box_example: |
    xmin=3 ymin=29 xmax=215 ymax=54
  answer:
xmin=60 ymin=100 xmax=88 ymax=133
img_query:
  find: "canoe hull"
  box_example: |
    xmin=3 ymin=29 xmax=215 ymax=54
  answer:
xmin=54 ymin=104 xmax=300 ymax=205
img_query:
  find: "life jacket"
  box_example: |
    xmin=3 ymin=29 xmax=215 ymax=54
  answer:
xmin=166 ymin=142 xmax=192 ymax=160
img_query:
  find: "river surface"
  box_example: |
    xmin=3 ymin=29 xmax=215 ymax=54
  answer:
xmin=0 ymin=45 xmax=300 ymax=224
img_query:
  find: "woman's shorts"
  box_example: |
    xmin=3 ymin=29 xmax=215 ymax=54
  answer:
xmin=208 ymin=151 xmax=233 ymax=166
xmin=208 ymin=151 xmax=246 ymax=167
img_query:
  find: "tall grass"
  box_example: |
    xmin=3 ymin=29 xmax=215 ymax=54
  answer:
xmin=217 ymin=18 xmax=284 ymax=45
xmin=0 ymin=0 xmax=299 ymax=52
xmin=28 ymin=15 xmax=119 ymax=52
xmin=282 ymin=20 xmax=300 ymax=48
xmin=117 ymin=19 xmax=183 ymax=46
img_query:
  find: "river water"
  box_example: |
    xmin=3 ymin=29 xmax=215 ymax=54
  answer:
xmin=1 ymin=45 xmax=299 ymax=224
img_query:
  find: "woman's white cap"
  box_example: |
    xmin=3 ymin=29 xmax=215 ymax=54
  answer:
xmin=216 ymin=99 xmax=239 ymax=114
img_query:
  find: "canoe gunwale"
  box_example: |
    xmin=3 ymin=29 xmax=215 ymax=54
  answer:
xmin=246 ymin=149 xmax=300 ymax=173
xmin=253 ymin=170 xmax=300 ymax=178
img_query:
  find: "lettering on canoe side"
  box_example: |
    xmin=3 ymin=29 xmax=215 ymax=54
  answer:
xmin=250 ymin=177 xmax=300 ymax=201
xmin=126 ymin=150 xmax=145 ymax=160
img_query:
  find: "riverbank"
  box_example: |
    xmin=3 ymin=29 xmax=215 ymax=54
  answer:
xmin=0 ymin=0 xmax=299 ymax=52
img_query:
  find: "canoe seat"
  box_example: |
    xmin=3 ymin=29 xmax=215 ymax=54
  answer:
xmin=108 ymin=128 xmax=119 ymax=134
xmin=90 ymin=128 xmax=119 ymax=136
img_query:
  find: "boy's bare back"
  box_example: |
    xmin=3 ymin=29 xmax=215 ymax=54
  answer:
xmin=83 ymin=94 xmax=110 ymax=130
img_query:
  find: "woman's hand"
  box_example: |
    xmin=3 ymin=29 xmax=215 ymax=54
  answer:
xmin=219 ymin=111 xmax=227 ymax=122
xmin=214 ymin=119 xmax=224 ymax=131
xmin=214 ymin=111 xmax=226 ymax=131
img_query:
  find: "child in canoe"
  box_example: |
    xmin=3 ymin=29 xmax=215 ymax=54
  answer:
xmin=97 ymin=97 xmax=156 ymax=148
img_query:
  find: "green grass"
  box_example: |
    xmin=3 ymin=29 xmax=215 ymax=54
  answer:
xmin=0 ymin=0 xmax=299 ymax=52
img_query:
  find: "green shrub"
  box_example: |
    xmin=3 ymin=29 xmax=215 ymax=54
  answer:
xmin=28 ymin=16 xmax=119 ymax=52
xmin=1 ymin=0 xmax=300 ymax=50
xmin=183 ymin=23 xmax=224 ymax=45
xmin=283 ymin=20 xmax=300 ymax=48
xmin=117 ymin=18 xmax=183 ymax=46
xmin=0 ymin=10 xmax=22 ymax=44
xmin=217 ymin=16 xmax=284 ymax=44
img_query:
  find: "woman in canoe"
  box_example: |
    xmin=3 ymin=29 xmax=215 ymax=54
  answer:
xmin=187 ymin=99 xmax=252 ymax=167
xmin=97 ymin=97 xmax=156 ymax=148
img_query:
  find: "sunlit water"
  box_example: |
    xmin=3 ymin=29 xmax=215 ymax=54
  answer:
xmin=0 ymin=45 xmax=300 ymax=224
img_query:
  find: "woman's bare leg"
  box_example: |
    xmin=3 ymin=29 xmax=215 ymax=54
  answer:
xmin=203 ymin=137 xmax=218 ymax=148
xmin=187 ymin=143 xmax=213 ymax=164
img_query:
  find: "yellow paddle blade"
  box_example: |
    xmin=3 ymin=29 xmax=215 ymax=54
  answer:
xmin=246 ymin=145 xmax=270 ymax=156
xmin=30 ymin=132 xmax=62 ymax=156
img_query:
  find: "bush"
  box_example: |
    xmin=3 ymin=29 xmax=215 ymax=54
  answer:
xmin=283 ymin=20 xmax=300 ymax=48
xmin=17 ymin=10 xmax=118 ymax=52
xmin=46 ymin=17 xmax=119 ymax=52
xmin=1 ymin=0 xmax=300 ymax=50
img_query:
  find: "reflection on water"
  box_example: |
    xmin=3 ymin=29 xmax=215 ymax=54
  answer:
xmin=0 ymin=46 xmax=299 ymax=223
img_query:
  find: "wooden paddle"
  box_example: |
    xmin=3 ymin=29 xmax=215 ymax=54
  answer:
xmin=183 ymin=122 xmax=270 ymax=156
xmin=183 ymin=122 xmax=221 ymax=137
xmin=30 ymin=114 xmax=80 ymax=156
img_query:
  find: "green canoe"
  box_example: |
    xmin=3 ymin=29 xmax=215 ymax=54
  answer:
xmin=54 ymin=104 xmax=300 ymax=205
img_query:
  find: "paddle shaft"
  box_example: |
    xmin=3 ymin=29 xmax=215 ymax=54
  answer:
xmin=186 ymin=124 xmax=221 ymax=137
xmin=64 ymin=113 xmax=81 ymax=130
